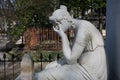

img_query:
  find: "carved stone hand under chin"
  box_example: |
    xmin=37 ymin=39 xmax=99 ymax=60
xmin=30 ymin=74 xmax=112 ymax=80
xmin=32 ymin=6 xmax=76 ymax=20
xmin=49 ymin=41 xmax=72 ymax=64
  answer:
xmin=53 ymin=23 xmax=66 ymax=37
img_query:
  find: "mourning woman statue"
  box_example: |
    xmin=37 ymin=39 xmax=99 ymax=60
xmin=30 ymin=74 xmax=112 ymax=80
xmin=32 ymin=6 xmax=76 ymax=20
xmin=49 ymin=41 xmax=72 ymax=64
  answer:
xmin=36 ymin=5 xmax=107 ymax=80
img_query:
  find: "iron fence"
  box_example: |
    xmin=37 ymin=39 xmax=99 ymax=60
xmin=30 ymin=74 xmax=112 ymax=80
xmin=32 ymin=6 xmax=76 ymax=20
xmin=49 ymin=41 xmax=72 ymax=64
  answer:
xmin=0 ymin=52 xmax=61 ymax=80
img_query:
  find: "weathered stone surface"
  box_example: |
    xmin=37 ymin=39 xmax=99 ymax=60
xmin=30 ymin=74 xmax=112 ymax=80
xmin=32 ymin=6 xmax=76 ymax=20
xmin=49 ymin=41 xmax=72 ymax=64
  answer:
xmin=15 ymin=54 xmax=34 ymax=80
xmin=37 ymin=5 xmax=107 ymax=80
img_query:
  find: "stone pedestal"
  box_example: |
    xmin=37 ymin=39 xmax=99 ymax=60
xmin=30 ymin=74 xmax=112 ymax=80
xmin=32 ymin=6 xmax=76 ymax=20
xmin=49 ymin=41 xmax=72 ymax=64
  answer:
xmin=106 ymin=0 xmax=120 ymax=80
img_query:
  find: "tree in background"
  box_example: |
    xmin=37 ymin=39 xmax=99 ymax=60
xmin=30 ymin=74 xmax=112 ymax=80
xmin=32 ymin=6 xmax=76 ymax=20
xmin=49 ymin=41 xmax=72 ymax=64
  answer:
xmin=8 ymin=0 xmax=54 ymax=41
xmin=59 ymin=0 xmax=106 ymax=18
xmin=0 ymin=0 xmax=16 ymax=35
xmin=11 ymin=0 xmax=55 ymax=49
xmin=59 ymin=0 xmax=106 ymax=34
xmin=0 ymin=0 xmax=105 ymax=40
xmin=0 ymin=0 xmax=106 ymax=49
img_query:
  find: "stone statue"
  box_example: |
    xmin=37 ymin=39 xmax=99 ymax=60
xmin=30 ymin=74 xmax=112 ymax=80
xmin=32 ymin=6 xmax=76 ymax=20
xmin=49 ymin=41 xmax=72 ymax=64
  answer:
xmin=16 ymin=5 xmax=107 ymax=80
xmin=36 ymin=5 xmax=107 ymax=80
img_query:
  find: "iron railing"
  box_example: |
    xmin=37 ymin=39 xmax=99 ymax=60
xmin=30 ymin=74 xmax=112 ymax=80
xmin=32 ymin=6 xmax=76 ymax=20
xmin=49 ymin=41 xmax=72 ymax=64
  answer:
xmin=0 ymin=53 xmax=61 ymax=80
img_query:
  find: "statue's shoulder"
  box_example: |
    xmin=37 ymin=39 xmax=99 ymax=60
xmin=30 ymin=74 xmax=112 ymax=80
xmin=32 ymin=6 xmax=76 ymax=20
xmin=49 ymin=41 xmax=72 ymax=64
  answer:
xmin=78 ymin=19 xmax=95 ymax=28
xmin=76 ymin=19 xmax=97 ymax=33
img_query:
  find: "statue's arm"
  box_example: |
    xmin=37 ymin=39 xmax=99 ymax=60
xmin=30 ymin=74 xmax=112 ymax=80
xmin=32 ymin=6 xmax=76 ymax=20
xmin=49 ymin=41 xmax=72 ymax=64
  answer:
xmin=60 ymin=32 xmax=86 ymax=64
xmin=54 ymin=24 xmax=89 ymax=65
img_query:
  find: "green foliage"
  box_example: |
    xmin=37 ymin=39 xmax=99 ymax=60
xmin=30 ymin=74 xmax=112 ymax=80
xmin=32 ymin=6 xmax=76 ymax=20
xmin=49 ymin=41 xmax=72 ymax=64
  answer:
xmin=92 ymin=0 xmax=106 ymax=8
xmin=26 ymin=51 xmax=63 ymax=61
xmin=60 ymin=0 xmax=106 ymax=17
xmin=8 ymin=50 xmax=63 ymax=62
xmin=9 ymin=0 xmax=106 ymax=40
xmin=36 ymin=51 xmax=63 ymax=61
xmin=9 ymin=25 xmax=25 ymax=41
xmin=15 ymin=0 xmax=54 ymax=28
xmin=9 ymin=0 xmax=54 ymax=40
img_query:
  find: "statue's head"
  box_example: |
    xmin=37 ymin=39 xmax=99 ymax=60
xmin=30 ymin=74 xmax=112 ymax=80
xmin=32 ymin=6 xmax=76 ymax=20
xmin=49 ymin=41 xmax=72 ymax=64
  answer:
xmin=49 ymin=5 xmax=73 ymax=31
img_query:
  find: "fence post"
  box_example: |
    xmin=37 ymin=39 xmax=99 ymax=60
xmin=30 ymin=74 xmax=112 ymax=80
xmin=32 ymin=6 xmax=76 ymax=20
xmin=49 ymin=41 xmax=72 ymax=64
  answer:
xmin=57 ymin=53 xmax=60 ymax=61
xmin=40 ymin=53 xmax=43 ymax=70
xmin=12 ymin=54 xmax=15 ymax=80
xmin=49 ymin=54 xmax=51 ymax=63
xmin=3 ymin=53 xmax=6 ymax=80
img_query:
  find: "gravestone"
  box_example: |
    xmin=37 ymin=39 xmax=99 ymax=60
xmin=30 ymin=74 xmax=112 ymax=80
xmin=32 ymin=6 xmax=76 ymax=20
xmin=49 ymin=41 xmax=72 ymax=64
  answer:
xmin=15 ymin=54 xmax=34 ymax=80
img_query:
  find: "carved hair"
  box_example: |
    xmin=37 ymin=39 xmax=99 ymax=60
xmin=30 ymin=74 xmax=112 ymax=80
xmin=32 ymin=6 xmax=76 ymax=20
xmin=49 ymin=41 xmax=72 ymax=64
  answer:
xmin=49 ymin=5 xmax=72 ymax=22
xmin=60 ymin=5 xmax=67 ymax=10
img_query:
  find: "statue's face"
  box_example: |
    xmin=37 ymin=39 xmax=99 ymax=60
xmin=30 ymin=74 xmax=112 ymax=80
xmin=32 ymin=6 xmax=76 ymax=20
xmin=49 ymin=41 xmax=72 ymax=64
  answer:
xmin=49 ymin=9 xmax=71 ymax=32
xmin=58 ymin=19 xmax=71 ymax=31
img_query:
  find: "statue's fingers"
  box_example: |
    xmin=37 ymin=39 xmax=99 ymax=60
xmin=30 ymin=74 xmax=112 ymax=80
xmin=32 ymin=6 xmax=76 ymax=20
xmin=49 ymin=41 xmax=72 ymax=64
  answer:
xmin=56 ymin=22 xmax=62 ymax=31
xmin=53 ymin=26 xmax=56 ymax=31
xmin=53 ymin=26 xmax=58 ymax=32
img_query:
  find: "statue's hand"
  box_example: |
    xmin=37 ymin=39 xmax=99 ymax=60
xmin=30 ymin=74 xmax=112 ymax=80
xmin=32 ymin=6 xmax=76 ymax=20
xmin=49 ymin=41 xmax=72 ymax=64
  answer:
xmin=53 ymin=23 xmax=65 ymax=37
